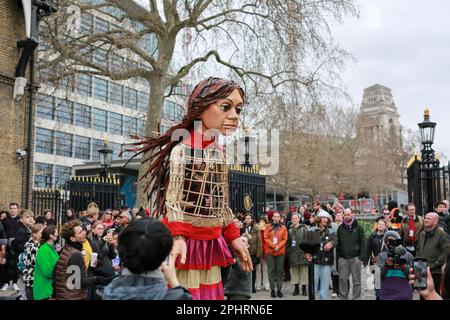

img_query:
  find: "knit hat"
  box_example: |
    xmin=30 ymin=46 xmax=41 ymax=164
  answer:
xmin=383 ymin=230 xmax=401 ymax=241
xmin=382 ymin=230 xmax=401 ymax=251
xmin=317 ymin=210 xmax=331 ymax=220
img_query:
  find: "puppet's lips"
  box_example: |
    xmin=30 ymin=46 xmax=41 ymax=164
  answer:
xmin=223 ymin=124 xmax=237 ymax=129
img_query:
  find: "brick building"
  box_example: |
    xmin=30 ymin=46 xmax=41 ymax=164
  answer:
xmin=0 ymin=1 xmax=35 ymax=209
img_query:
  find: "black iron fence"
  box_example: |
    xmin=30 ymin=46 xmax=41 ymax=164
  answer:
xmin=228 ymin=165 xmax=266 ymax=219
xmin=32 ymin=175 xmax=121 ymax=226
xmin=408 ymin=156 xmax=450 ymax=215
xmin=65 ymin=176 xmax=121 ymax=213
xmin=32 ymin=189 xmax=67 ymax=227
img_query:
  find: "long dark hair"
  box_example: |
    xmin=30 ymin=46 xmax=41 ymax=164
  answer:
xmin=126 ymin=78 xmax=244 ymax=216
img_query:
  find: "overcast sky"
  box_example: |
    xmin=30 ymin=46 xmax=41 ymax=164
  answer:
xmin=333 ymin=0 xmax=450 ymax=159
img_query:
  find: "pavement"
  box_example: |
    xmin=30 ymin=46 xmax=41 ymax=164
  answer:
xmin=251 ymin=268 xmax=420 ymax=300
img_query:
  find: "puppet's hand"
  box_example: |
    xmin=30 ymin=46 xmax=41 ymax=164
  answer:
xmin=231 ymin=238 xmax=253 ymax=272
xmin=171 ymin=237 xmax=187 ymax=265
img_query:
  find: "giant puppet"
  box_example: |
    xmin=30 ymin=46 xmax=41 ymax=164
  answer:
xmin=128 ymin=77 xmax=252 ymax=300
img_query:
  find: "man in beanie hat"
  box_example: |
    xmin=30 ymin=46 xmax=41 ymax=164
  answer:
xmin=336 ymin=208 xmax=366 ymax=300
xmin=376 ymin=230 xmax=414 ymax=300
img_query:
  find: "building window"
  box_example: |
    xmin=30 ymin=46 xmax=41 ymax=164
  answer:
xmin=55 ymin=131 xmax=73 ymax=157
xmin=163 ymin=100 xmax=176 ymax=121
xmin=55 ymin=165 xmax=72 ymax=189
xmin=36 ymin=94 xmax=54 ymax=120
xmin=76 ymin=73 xmax=91 ymax=97
xmin=160 ymin=125 xmax=169 ymax=134
xmin=123 ymin=116 xmax=138 ymax=137
xmin=109 ymin=82 xmax=123 ymax=106
xmin=94 ymin=16 xmax=109 ymax=33
xmin=35 ymin=127 xmax=54 ymax=154
xmin=92 ymin=108 xmax=108 ymax=133
xmin=138 ymin=91 xmax=149 ymax=114
xmin=110 ymin=54 xmax=123 ymax=72
xmin=109 ymin=112 xmax=123 ymax=136
xmin=138 ymin=118 xmax=146 ymax=135
xmin=93 ymin=48 xmax=108 ymax=68
xmin=74 ymin=135 xmax=91 ymax=160
xmin=91 ymin=138 xmax=103 ymax=161
xmin=110 ymin=142 xmax=122 ymax=160
xmin=75 ymin=103 xmax=91 ymax=128
xmin=175 ymin=104 xmax=184 ymax=122
xmin=124 ymin=87 xmax=138 ymax=110
xmin=80 ymin=13 xmax=93 ymax=34
xmin=93 ymin=77 xmax=109 ymax=102
xmin=34 ymin=163 xmax=53 ymax=189
xmin=55 ymin=99 xmax=73 ymax=124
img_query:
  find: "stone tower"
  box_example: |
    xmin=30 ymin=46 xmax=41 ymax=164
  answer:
xmin=358 ymin=84 xmax=402 ymax=145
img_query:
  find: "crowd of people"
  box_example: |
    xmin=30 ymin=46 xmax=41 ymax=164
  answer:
xmin=1 ymin=199 xmax=450 ymax=301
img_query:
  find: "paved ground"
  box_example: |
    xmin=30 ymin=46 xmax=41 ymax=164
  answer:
xmin=251 ymin=269 xmax=420 ymax=300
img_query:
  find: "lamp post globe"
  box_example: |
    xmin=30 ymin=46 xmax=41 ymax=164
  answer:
xmin=418 ymin=108 xmax=437 ymax=163
xmin=98 ymin=138 xmax=113 ymax=176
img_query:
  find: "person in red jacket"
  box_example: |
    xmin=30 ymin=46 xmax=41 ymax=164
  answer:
xmin=126 ymin=78 xmax=252 ymax=300
xmin=264 ymin=212 xmax=288 ymax=298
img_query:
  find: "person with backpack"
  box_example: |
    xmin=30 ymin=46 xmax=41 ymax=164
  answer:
xmin=21 ymin=224 xmax=45 ymax=300
xmin=33 ymin=226 xmax=60 ymax=300
xmin=3 ymin=209 xmax=34 ymax=293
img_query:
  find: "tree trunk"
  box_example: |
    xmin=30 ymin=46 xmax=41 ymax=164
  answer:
xmin=135 ymin=75 xmax=166 ymax=209
xmin=135 ymin=34 xmax=176 ymax=210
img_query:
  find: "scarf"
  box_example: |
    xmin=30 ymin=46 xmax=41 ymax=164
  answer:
xmin=272 ymin=223 xmax=280 ymax=233
xmin=343 ymin=216 xmax=355 ymax=231
xmin=408 ymin=216 xmax=416 ymax=241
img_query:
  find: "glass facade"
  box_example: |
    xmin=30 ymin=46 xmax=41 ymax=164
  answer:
xmin=36 ymin=94 xmax=54 ymax=120
xmin=109 ymin=112 xmax=123 ymax=135
xmin=93 ymin=77 xmax=109 ymax=102
xmin=55 ymin=165 xmax=72 ymax=189
xmin=109 ymin=82 xmax=123 ymax=106
xmin=74 ymin=135 xmax=91 ymax=160
xmin=34 ymin=163 xmax=53 ymax=189
xmin=35 ymin=127 xmax=54 ymax=154
xmin=55 ymin=99 xmax=73 ymax=124
xmin=124 ymin=87 xmax=138 ymax=110
xmin=75 ymin=103 xmax=91 ymax=128
xmin=92 ymin=108 xmax=108 ymax=132
xmin=55 ymin=131 xmax=73 ymax=157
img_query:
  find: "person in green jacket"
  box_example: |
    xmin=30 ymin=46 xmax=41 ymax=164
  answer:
xmin=33 ymin=225 xmax=59 ymax=300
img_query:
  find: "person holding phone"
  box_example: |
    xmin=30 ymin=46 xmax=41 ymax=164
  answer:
xmin=102 ymin=219 xmax=191 ymax=300
xmin=376 ymin=231 xmax=414 ymax=300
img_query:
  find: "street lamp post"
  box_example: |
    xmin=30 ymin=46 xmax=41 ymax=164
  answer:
xmin=418 ymin=108 xmax=438 ymax=214
xmin=98 ymin=138 xmax=113 ymax=177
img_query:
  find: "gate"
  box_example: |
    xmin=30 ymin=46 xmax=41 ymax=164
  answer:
xmin=32 ymin=189 xmax=67 ymax=227
xmin=65 ymin=176 xmax=121 ymax=213
xmin=228 ymin=165 xmax=266 ymax=219
xmin=408 ymin=155 xmax=450 ymax=216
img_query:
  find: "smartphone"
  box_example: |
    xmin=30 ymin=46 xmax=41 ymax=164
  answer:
xmin=413 ymin=258 xmax=428 ymax=290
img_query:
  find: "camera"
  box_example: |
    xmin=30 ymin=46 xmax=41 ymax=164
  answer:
xmin=15 ymin=149 xmax=27 ymax=159
xmin=386 ymin=239 xmax=407 ymax=269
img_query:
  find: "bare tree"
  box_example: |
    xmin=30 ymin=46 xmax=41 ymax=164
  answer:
xmin=39 ymin=0 xmax=358 ymax=206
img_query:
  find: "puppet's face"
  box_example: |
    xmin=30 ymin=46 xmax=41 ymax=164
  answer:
xmin=200 ymin=89 xmax=243 ymax=136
